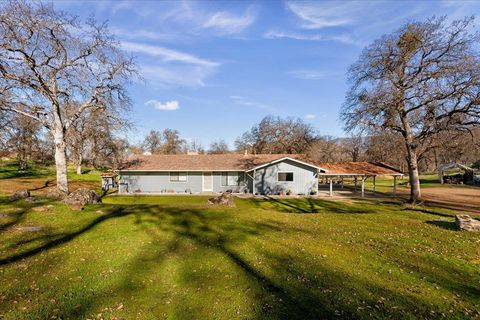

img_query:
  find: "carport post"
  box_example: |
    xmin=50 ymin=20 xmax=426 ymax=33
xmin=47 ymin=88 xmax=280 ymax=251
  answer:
xmin=341 ymin=177 xmax=344 ymax=189
xmin=253 ymin=169 xmax=256 ymax=195
xmin=329 ymin=178 xmax=333 ymax=197
xmin=393 ymin=176 xmax=397 ymax=196
xmin=354 ymin=176 xmax=358 ymax=192
xmin=361 ymin=177 xmax=365 ymax=197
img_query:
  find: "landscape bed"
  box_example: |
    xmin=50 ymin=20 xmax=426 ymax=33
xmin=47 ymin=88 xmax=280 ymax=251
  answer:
xmin=0 ymin=195 xmax=479 ymax=319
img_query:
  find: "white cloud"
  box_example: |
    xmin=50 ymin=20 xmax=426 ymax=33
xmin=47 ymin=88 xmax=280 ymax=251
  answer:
xmin=141 ymin=65 xmax=214 ymax=88
xmin=145 ymin=99 xmax=179 ymax=111
xmin=203 ymin=10 xmax=255 ymax=35
xmin=286 ymin=1 xmax=352 ymax=29
xmin=289 ymin=70 xmax=327 ymax=80
xmin=111 ymin=27 xmax=182 ymax=42
xmin=304 ymin=114 xmax=316 ymax=119
xmin=122 ymin=42 xmax=220 ymax=88
xmin=121 ymin=41 xmax=220 ymax=67
xmin=264 ymin=30 xmax=363 ymax=46
xmin=264 ymin=30 xmax=323 ymax=41
xmin=229 ymin=95 xmax=276 ymax=112
xmin=111 ymin=0 xmax=131 ymax=14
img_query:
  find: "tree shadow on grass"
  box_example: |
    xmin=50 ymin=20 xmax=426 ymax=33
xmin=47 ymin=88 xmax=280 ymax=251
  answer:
xmin=2 ymin=201 xmax=479 ymax=319
xmin=99 ymin=204 xmax=475 ymax=319
xmin=0 ymin=207 xmax=128 ymax=266
xmin=402 ymin=207 xmax=453 ymax=218
xmin=426 ymin=220 xmax=457 ymax=230
xmin=0 ymin=198 xmax=29 ymax=232
xmin=250 ymin=197 xmax=380 ymax=215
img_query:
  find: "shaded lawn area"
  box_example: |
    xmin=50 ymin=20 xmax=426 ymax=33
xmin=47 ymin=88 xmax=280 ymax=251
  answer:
xmin=0 ymin=196 xmax=479 ymax=320
xmin=0 ymin=160 xmax=101 ymax=195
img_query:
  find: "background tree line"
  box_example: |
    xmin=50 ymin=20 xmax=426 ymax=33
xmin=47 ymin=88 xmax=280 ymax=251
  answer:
xmin=3 ymin=112 xmax=478 ymax=176
xmin=1 ymin=1 xmax=479 ymax=200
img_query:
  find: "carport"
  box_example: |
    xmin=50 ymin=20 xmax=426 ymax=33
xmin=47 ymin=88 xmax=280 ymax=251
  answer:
xmin=316 ymin=162 xmax=404 ymax=197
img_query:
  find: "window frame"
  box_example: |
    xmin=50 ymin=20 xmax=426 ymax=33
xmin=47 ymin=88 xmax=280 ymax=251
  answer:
xmin=221 ymin=172 xmax=244 ymax=186
xmin=277 ymin=171 xmax=294 ymax=182
xmin=169 ymin=171 xmax=188 ymax=183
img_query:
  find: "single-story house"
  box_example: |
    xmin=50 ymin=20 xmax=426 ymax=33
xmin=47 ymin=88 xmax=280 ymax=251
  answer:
xmin=117 ymin=153 xmax=323 ymax=195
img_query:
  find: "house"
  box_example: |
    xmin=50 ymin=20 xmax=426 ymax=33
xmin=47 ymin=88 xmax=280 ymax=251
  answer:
xmin=117 ymin=153 xmax=322 ymax=195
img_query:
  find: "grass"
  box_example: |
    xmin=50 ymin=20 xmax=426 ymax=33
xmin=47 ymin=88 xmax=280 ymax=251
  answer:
xmin=1 ymin=195 xmax=479 ymax=319
xmin=0 ymin=161 xmax=479 ymax=319
xmin=0 ymin=160 xmax=55 ymax=179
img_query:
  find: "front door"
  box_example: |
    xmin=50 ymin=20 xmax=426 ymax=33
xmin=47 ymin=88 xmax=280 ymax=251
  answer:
xmin=203 ymin=172 xmax=213 ymax=191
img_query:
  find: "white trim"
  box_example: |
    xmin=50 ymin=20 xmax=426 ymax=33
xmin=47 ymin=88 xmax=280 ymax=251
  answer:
xmin=277 ymin=171 xmax=294 ymax=182
xmin=169 ymin=171 xmax=188 ymax=183
xmin=118 ymin=169 xmax=242 ymax=172
xmin=245 ymin=157 xmax=326 ymax=172
xmin=202 ymin=172 xmax=213 ymax=191
xmin=317 ymin=173 xmax=404 ymax=176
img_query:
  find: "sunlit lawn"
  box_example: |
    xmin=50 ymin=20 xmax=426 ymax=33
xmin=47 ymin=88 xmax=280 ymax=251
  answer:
xmin=1 ymin=194 xmax=479 ymax=320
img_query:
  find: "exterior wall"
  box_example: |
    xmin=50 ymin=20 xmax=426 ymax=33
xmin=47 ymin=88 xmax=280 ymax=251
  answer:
xmin=253 ymin=159 xmax=317 ymax=195
xmin=118 ymin=171 xmax=249 ymax=194
xmin=118 ymin=159 xmax=317 ymax=195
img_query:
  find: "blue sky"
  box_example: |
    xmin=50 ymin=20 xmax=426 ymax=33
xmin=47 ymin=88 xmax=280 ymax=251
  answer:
xmin=56 ymin=0 xmax=480 ymax=148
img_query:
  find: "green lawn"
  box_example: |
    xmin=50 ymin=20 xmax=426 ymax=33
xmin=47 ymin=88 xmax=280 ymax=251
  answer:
xmin=1 ymin=195 xmax=479 ymax=319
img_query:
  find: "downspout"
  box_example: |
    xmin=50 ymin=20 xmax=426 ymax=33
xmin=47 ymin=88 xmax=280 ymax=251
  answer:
xmin=253 ymin=169 xmax=256 ymax=195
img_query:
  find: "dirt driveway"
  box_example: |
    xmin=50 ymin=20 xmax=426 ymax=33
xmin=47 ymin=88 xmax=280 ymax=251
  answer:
xmin=396 ymin=186 xmax=480 ymax=214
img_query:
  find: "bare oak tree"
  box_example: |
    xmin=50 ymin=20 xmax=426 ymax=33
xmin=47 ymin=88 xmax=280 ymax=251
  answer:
xmin=341 ymin=17 xmax=480 ymax=203
xmin=0 ymin=1 xmax=135 ymax=193
xmin=141 ymin=129 xmax=186 ymax=155
xmin=208 ymin=139 xmax=230 ymax=154
xmin=235 ymin=115 xmax=319 ymax=154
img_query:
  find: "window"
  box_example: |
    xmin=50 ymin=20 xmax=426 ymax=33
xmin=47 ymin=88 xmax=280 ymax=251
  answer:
xmin=221 ymin=172 xmax=244 ymax=186
xmin=278 ymin=172 xmax=294 ymax=182
xmin=170 ymin=172 xmax=187 ymax=182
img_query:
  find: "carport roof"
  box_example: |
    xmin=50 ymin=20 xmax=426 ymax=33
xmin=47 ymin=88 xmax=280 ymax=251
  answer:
xmin=316 ymin=162 xmax=404 ymax=176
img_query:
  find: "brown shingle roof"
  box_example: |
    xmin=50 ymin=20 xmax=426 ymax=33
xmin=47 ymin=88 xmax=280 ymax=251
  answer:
xmin=316 ymin=162 xmax=404 ymax=176
xmin=119 ymin=154 xmax=311 ymax=171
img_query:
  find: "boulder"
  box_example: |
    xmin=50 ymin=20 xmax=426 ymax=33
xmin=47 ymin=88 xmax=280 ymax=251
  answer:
xmin=46 ymin=188 xmax=67 ymax=200
xmin=15 ymin=226 xmax=43 ymax=232
xmin=208 ymin=192 xmax=235 ymax=207
xmin=63 ymin=188 xmax=100 ymax=210
xmin=455 ymin=214 xmax=480 ymax=232
xmin=11 ymin=189 xmax=30 ymax=200
xmin=31 ymin=205 xmax=53 ymax=212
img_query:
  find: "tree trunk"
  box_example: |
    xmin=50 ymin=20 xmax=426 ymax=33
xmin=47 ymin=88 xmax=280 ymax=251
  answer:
xmin=400 ymin=112 xmax=422 ymax=203
xmin=76 ymin=162 xmax=82 ymax=175
xmin=53 ymin=129 xmax=69 ymax=194
xmin=75 ymin=153 xmax=82 ymax=175
xmin=405 ymin=144 xmax=422 ymax=203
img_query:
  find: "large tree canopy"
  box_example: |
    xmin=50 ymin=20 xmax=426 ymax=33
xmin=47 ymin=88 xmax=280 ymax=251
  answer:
xmin=341 ymin=17 xmax=480 ymax=202
xmin=235 ymin=115 xmax=319 ymax=154
xmin=0 ymin=0 xmax=135 ymax=193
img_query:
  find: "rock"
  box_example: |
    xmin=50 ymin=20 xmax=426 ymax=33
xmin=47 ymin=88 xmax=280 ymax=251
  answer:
xmin=32 ymin=206 xmax=50 ymax=212
xmin=46 ymin=188 xmax=67 ymax=200
xmin=455 ymin=214 xmax=480 ymax=232
xmin=24 ymin=196 xmax=40 ymax=203
xmin=63 ymin=188 xmax=101 ymax=211
xmin=208 ymin=192 xmax=235 ymax=207
xmin=11 ymin=189 xmax=30 ymax=200
xmin=15 ymin=226 xmax=43 ymax=232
